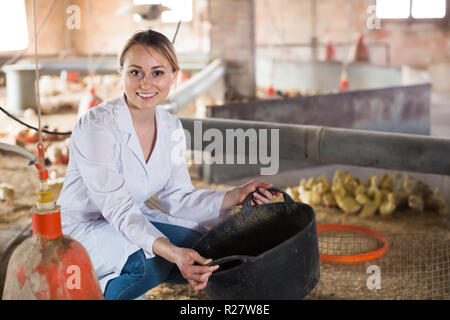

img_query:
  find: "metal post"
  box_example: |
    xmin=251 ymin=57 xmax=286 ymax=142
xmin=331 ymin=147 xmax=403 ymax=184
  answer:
xmin=2 ymin=64 xmax=39 ymax=114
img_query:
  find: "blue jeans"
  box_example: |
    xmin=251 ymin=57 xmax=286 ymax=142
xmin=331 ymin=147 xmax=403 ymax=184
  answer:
xmin=103 ymin=222 xmax=203 ymax=300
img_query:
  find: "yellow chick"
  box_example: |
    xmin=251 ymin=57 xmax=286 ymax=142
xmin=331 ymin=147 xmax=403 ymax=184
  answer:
xmin=322 ymin=192 xmax=337 ymax=207
xmin=331 ymin=179 xmax=346 ymax=195
xmin=0 ymin=183 xmax=15 ymax=205
xmin=380 ymin=189 xmax=390 ymax=202
xmin=285 ymin=187 xmax=299 ymax=202
xmin=402 ymin=174 xmax=413 ymax=195
xmin=380 ymin=174 xmax=393 ymax=191
xmin=310 ymin=184 xmax=322 ymax=206
xmin=393 ymin=182 xmax=409 ymax=209
xmin=439 ymin=202 xmax=449 ymax=216
xmin=380 ymin=192 xmax=396 ymax=217
xmin=341 ymin=172 xmax=353 ymax=185
xmin=299 ymin=179 xmax=307 ymax=190
xmin=342 ymin=171 xmax=352 ymax=181
xmin=317 ymin=175 xmax=331 ymax=193
xmin=355 ymin=185 xmax=369 ymax=205
xmin=367 ymin=176 xmax=379 ymax=198
xmin=353 ymin=177 xmax=362 ymax=186
xmin=393 ymin=172 xmax=402 ymax=189
xmin=360 ymin=191 xmax=382 ymax=218
xmin=411 ymin=179 xmax=432 ymax=199
xmin=298 ymin=180 xmax=312 ymax=205
xmin=332 ymin=170 xmax=343 ymax=184
xmin=408 ymin=194 xmax=424 ymax=213
xmin=425 ymin=188 xmax=449 ymax=216
xmin=379 ymin=173 xmax=388 ymax=186
xmin=316 ymin=181 xmax=330 ymax=195
xmin=305 ymin=177 xmax=316 ymax=190
xmin=333 ymin=186 xmax=361 ymax=217
xmin=343 ymin=174 xmax=358 ymax=195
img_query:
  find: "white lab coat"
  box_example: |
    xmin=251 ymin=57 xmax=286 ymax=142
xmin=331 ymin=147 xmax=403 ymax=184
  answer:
xmin=57 ymin=94 xmax=229 ymax=292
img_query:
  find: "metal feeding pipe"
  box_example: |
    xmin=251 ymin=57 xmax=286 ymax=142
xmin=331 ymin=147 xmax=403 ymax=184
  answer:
xmin=161 ymin=59 xmax=225 ymax=114
xmin=0 ymin=142 xmax=39 ymax=166
xmin=179 ymin=117 xmax=450 ymax=176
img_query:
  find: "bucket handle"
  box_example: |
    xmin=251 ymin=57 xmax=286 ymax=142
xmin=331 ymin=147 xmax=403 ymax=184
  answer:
xmin=207 ymin=255 xmax=257 ymax=267
xmin=243 ymin=186 xmax=294 ymax=209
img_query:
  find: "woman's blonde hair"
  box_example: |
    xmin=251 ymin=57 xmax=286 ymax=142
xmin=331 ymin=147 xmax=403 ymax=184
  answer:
xmin=119 ymin=29 xmax=179 ymax=72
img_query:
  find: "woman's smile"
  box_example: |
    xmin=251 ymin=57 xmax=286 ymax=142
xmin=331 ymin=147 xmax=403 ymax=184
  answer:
xmin=136 ymin=91 xmax=157 ymax=100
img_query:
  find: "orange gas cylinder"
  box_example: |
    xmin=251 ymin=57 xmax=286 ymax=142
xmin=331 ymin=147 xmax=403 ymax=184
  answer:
xmin=2 ymin=161 xmax=103 ymax=300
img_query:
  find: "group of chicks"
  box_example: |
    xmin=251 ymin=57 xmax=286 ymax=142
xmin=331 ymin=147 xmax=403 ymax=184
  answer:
xmin=284 ymin=170 xmax=449 ymax=218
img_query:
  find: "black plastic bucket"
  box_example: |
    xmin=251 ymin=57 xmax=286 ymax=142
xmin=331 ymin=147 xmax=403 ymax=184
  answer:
xmin=193 ymin=187 xmax=320 ymax=300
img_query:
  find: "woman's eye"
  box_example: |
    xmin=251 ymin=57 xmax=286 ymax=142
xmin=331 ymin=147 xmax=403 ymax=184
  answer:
xmin=153 ymin=70 xmax=164 ymax=77
xmin=130 ymin=70 xmax=144 ymax=79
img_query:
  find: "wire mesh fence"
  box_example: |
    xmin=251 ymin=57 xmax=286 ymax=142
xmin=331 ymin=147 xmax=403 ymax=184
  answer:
xmin=307 ymin=229 xmax=450 ymax=300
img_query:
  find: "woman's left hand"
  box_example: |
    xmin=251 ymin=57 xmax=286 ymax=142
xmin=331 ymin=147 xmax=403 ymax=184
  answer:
xmin=221 ymin=180 xmax=282 ymax=210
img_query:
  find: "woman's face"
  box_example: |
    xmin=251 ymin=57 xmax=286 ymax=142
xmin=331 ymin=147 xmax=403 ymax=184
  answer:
xmin=121 ymin=44 xmax=176 ymax=111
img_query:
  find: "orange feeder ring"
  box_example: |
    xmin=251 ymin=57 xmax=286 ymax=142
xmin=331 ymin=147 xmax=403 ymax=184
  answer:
xmin=317 ymin=224 xmax=388 ymax=265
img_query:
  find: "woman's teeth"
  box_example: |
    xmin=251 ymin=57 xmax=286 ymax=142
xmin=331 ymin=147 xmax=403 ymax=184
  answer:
xmin=137 ymin=92 xmax=156 ymax=98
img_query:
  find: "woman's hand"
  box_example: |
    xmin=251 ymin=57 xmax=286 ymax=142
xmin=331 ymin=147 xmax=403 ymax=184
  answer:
xmin=172 ymin=247 xmax=219 ymax=291
xmin=221 ymin=179 xmax=282 ymax=210
xmin=153 ymin=237 xmax=218 ymax=291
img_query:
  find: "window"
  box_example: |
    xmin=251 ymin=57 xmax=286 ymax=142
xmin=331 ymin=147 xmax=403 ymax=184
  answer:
xmin=376 ymin=0 xmax=447 ymax=19
xmin=411 ymin=0 xmax=446 ymax=18
xmin=161 ymin=0 xmax=192 ymax=23
xmin=376 ymin=0 xmax=411 ymax=19
xmin=133 ymin=0 xmax=193 ymax=23
xmin=0 ymin=0 xmax=29 ymax=51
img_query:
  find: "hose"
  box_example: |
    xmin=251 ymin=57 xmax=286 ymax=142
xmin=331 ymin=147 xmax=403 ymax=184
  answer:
xmin=0 ymin=105 xmax=72 ymax=136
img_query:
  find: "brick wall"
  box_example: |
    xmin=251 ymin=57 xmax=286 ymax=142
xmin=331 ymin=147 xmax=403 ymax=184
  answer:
xmin=255 ymin=0 xmax=450 ymax=69
xmin=209 ymin=0 xmax=256 ymax=99
xmin=23 ymin=0 xmax=66 ymax=56
xmin=1 ymin=0 xmax=210 ymax=58
xmin=2 ymin=0 xmax=448 ymax=79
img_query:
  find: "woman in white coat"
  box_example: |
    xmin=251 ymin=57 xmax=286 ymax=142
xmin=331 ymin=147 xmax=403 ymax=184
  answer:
xmin=57 ymin=29 xmax=279 ymax=300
